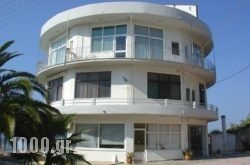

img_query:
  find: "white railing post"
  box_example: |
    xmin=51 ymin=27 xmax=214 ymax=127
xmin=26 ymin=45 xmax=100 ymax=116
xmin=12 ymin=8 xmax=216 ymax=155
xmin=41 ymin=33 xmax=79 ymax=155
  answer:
xmin=192 ymin=101 xmax=196 ymax=109
xmin=164 ymin=99 xmax=168 ymax=106
xmin=61 ymin=99 xmax=64 ymax=106
xmin=92 ymin=98 xmax=96 ymax=105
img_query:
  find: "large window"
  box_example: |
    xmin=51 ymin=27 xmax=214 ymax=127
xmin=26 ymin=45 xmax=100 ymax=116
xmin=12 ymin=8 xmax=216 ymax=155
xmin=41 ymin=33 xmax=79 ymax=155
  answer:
xmin=48 ymin=77 xmax=63 ymax=102
xmin=146 ymin=124 xmax=181 ymax=150
xmin=75 ymin=72 xmax=111 ymax=98
xmin=91 ymin=25 xmax=127 ymax=57
xmin=75 ymin=124 xmax=124 ymax=149
xmin=134 ymin=25 xmax=163 ymax=60
xmin=49 ymin=37 xmax=66 ymax=65
xmin=147 ymin=72 xmax=181 ymax=100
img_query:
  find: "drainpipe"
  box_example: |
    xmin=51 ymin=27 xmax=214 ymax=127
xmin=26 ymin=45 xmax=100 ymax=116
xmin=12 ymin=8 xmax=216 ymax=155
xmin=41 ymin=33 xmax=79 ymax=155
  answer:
xmin=221 ymin=115 xmax=227 ymax=152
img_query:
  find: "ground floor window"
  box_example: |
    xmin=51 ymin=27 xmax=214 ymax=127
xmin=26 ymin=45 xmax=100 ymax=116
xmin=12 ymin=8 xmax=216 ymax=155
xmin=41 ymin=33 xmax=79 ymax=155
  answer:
xmin=146 ymin=124 xmax=181 ymax=150
xmin=75 ymin=124 xmax=124 ymax=149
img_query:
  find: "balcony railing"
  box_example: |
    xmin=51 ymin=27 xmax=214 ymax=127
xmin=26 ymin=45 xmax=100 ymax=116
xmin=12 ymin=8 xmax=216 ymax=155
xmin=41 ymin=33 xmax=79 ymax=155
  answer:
xmin=51 ymin=98 xmax=218 ymax=112
xmin=37 ymin=46 xmax=216 ymax=76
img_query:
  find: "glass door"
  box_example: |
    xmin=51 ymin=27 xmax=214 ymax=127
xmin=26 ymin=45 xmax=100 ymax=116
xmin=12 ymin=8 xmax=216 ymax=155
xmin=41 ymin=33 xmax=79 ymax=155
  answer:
xmin=134 ymin=123 xmax=145 ymax=161
xmin=189 ymin=125 xmax=202 ymax=156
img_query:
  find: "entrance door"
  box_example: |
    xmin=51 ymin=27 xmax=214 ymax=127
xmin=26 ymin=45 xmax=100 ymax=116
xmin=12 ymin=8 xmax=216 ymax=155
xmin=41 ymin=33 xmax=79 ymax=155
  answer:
xmin=189 ymin=126 xmax=202 ymax=156
xmin=134 ymin=129 xmax=145 ymax=161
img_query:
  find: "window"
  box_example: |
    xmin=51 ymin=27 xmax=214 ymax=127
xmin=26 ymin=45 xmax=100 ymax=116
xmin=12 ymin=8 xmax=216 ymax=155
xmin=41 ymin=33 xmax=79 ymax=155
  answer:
xmin=76 ymin=124 xmax=98 ymax=148
xmin=199 ymin=83 xmax=206 ymax=105
xmin=49 ymin=37 xmax=66 ymax=65
xmin=172 ymin=42 xmax=180 ymax=55
xmin=134 ymin=25 xmax=163 ymax=60
xmin=192 ymin=42 xmax=203 ymax=65
xmin=147 ymin=72 xmax=181 ymax=100
xmin=192 ymin=42 xmax=202 ymax=56
xmin=192 ymin=90 xmax=195 ymax=102
xmin=146 ymin=124 xmax=181 ymax=150
xmin=91 ymin=25 xmax=127 ymax=56
xmin=75 ymin=72 xmax=111 ymax=98
xmin=48 ymin=77 xmax=63 ymax=102
xmin=186 ymin=88 xmax=190 ymax=102
xmin=185 ymin=46 xmax=188 ymax=58
xmin=100 ymin=124 xmax=124 ymax=148
xmin=75 ymin=124 xmax=124 ymax=149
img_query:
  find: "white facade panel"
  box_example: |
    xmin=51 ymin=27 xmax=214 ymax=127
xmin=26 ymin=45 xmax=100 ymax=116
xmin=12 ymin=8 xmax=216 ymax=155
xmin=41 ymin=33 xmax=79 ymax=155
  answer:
xmin=37 ymin=2 xmax=218 ymax=163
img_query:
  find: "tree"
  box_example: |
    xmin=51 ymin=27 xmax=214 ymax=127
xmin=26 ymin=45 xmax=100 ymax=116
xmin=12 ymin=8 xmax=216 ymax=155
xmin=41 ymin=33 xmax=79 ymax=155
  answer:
xmin=227 ymin=114 xmax=250 ymax=151
xmin=0 ymin=40 xmax=59 ymax=140
xmin=15 ymin=113 xmax=91 ymax=165
xmin=0 ymin=41 xmax=90 ymax=164
xmin=227 ymin=114 xmax=250 ymax=133
xmin=210 ymin=129 xmax=222 ymax=135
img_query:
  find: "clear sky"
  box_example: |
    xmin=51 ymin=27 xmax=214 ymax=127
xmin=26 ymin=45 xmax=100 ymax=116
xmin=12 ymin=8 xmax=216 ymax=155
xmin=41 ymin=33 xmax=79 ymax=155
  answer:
xmin=1 ymin=0 xmax=249 ymax=132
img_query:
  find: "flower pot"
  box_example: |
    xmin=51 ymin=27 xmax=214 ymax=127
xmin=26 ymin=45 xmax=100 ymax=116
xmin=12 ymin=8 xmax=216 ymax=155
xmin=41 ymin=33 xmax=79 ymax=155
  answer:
xmin=184 ymin=154 xmax=191 ymax=160
xmin=126 ymin=157 xmax=133 ymax=164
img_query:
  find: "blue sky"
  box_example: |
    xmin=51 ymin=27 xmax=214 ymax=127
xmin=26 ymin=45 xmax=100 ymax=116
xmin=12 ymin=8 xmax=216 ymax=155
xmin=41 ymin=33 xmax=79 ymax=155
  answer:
xmin=1 ymin=0 xmax=249 ymax=132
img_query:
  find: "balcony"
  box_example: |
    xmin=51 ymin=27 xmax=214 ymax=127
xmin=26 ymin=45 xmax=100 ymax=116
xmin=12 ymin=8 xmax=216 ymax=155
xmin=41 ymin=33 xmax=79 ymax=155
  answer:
xmin=37 ymin=46 xmax=216 ymax=77
xmin=51 ymin=98 xmax=218 ymax=121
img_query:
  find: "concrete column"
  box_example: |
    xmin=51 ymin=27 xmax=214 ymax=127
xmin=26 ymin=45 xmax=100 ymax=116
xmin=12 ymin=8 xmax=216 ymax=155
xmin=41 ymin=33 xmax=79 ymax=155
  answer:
xmin=221 ymin=115 xmax=227 ymax=152
xmin=125 ymin=122 xmax=134 ymax=152
xmin=181 ymin=118 xmax=188 ymax=149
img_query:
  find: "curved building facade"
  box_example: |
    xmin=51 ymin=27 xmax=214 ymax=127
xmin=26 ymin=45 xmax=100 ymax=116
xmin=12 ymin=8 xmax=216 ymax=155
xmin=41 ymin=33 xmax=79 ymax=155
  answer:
xmin=37 ymin=2 xmax=218 ymax=162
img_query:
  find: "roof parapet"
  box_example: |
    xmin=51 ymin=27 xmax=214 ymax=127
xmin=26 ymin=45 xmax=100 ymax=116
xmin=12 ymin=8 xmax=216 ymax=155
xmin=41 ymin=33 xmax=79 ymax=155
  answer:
xmin=165 ymin=5 xmax=198 ymax=17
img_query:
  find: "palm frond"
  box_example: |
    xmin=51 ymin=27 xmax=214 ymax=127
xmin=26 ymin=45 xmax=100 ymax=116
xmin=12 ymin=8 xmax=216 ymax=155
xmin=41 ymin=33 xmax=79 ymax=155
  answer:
xmin=0 ymin=40 xmax=14 ymax=53
xmin=1 ymin=78 xmax=33 ymax=96
xmin=0 ymin=52 xmax=21 ymax=68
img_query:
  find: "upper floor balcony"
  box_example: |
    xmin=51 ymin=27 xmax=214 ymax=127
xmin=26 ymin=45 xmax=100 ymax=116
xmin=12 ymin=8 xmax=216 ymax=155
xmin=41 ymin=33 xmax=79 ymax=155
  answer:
xmin=37 ymin=47 xmax=215 ymax=74
xmin=37 ymin=45 xmax=216 ymax=84
xmin=51 ymin=98 xmax=218 ymax=122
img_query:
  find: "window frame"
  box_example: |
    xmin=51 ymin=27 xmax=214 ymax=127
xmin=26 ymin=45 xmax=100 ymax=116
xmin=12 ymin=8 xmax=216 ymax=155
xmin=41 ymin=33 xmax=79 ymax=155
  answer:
xmin=172 ymin=41 xmax=180 ymax=55
xmin=134 ymin=25 xmax=163 ymax=60
xmin=146 ymin=124 xmax=181 ymax=150
xmin=75 ymin=123 xmax=125 ymax=149
xmin=75 ymin=71 xmax=111 ymax=98
xmin=91 ymin=24 xmax=127 ymax=56
xmin=199 ymin=83 xmax=206 ymax=105
xmin=49 ymin=36 xmax=66 ymax=65
xmin=186 ymin=88 xmax=190 ymax=102
xmin=48 ymin=77 xmax=63 ymax=102
xmin=147 ymin=72 xmax=181 ymax=100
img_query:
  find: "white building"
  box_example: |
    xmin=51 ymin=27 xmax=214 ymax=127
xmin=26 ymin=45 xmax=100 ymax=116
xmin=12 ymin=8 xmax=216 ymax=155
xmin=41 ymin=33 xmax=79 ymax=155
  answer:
xmin=37 ymin=2 xmax=218 ymax=162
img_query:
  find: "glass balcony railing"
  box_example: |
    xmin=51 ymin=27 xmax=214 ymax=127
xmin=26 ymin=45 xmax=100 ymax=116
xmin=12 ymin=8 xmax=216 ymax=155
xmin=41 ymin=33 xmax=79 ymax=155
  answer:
xmin=51 ymin=98 xmax=218 ymax=114
xmin=37 ymin=46 xmax=216 ymax=76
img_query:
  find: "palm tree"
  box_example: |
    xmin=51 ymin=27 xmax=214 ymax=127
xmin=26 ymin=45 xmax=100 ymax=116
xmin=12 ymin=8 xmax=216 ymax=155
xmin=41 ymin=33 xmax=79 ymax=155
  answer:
xmin=0 ymin=40 xmax=59 ymax=140
xmin=0 ymin=41 xmax=90 ymax=164
xmin=15 ymin=112 xmax=91 ymax=165
xmin=36 ymin=114 xmax=91 ymax=165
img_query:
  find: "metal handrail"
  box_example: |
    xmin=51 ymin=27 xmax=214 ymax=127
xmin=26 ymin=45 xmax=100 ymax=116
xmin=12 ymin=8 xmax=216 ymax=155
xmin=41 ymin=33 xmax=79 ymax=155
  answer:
xmin=37 ymin=46 xmax=216 ymax=76
xmin=51 ymin=98 xmax=218 ymax=112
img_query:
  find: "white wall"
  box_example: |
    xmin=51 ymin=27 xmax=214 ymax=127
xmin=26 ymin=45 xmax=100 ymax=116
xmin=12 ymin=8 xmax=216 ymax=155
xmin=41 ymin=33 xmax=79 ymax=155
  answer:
xmin=53 ymin=63 xmax=207 ymax=105
xmin=72 ymin=115 xmax=208 ymax=162
xmin=210 ymin=134 xmax=236 ymax=153
xmin=165 ymin=5 xmax=198 ymax=17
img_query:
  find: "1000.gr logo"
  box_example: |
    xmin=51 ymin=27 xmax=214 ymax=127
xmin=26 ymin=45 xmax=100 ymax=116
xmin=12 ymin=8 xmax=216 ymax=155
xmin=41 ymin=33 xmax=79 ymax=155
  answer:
xmin=10 ymin=137 xmax=71 ymax=154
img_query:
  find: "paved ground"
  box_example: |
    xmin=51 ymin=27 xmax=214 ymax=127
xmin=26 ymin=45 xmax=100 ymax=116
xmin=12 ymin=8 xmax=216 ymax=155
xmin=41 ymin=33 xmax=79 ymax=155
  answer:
xmin=91 ymin=153 xmax=250 ymax=165
xmin=1 ymin=153 xmax=250 ymax=165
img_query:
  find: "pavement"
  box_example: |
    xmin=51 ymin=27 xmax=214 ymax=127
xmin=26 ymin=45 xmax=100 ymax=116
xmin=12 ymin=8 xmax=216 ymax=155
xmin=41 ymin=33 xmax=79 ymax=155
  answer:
xmin=1 ymin=152 xmax=250 ymax=165
xmin=91 ymin=152 xmax=250 ymax=165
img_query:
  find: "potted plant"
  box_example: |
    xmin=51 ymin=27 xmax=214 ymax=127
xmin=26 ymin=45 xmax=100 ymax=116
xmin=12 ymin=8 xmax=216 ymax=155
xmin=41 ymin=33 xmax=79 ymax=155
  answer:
xmin=182 ymin=148 xmax=193 ymax=160
xmin=126 ymin=152 xmax=134 ymax=164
